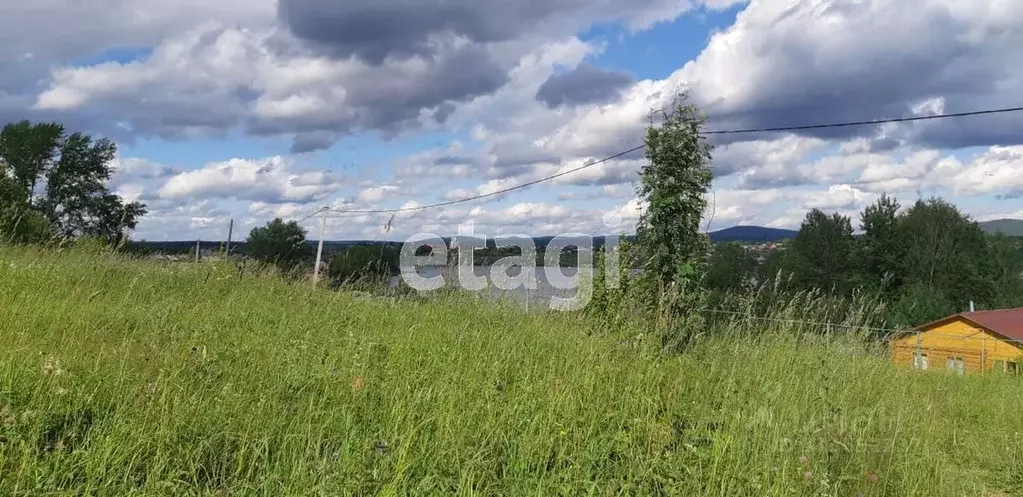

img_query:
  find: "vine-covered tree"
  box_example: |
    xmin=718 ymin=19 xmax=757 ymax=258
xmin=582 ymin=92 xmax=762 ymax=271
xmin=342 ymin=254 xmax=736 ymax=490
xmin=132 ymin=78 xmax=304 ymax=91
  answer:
xmin=0 ymin=120 xmax=147 ymax=244
xmin=634 ymin=91 xmax=714 ymax=288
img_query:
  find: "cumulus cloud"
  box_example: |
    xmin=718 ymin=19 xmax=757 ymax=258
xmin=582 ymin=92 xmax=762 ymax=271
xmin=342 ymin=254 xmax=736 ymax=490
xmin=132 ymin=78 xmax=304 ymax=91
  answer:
xmin=7 ymin=0 xmax=1023 ymax=241
xmin=358 ymin=185 xmax=402 ymax=203
xmin=25 ymin=0 xmax=730 ymax=150
xmin=277 ymin=0 xmax=714 ymax=64
xmin=677 ymin=0 xmax=1023 ymax=147
xmin=157 ymin=156 xmax=344 ymax=203
xmin=536 ymin=64 xmax=635 ymax=108
xmin=929 ymin=146 xmax=1023 ymax=198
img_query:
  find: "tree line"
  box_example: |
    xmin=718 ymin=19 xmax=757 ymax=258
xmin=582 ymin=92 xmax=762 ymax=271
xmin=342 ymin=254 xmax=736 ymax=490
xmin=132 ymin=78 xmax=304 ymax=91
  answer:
xmin=702 ymin=195 xmax=1023 ymax=326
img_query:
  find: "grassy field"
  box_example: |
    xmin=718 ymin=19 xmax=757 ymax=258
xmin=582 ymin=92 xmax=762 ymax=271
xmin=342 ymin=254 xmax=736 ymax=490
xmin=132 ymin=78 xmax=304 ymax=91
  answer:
xmin=2 ymin=246 xmax=1023 ymax=496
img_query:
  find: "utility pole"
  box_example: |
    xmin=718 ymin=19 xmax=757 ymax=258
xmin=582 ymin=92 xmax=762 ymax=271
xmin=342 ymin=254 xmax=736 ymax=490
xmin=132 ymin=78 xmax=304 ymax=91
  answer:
xmin=195 ymin=239 xmax=201 ymax=263
xmin=226 ymin=218 xmax=234 ymax=256
xmin=313 ymin=209 xmax=327 ymax=285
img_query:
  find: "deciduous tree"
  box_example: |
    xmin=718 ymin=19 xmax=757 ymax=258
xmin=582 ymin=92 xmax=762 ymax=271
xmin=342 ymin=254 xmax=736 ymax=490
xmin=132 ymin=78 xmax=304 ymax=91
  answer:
xmin=785 ymin=209 xmax=855 ymax=293
xmin=855 ymin=193 xmax=905 ymax=293
xmin=247 ymin=218 xmax=313 ymax=273
xmin=0 ymin=120 xmax=146 ymax=245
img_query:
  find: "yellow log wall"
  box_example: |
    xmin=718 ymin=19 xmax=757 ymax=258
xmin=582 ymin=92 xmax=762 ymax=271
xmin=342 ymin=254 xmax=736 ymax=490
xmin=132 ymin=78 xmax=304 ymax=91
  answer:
xmin=891 ymin=318 xmax=1023 ymax=374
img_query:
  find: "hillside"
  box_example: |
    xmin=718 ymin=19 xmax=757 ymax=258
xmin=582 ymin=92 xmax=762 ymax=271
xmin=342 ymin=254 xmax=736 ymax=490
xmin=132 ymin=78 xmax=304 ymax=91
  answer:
xmin=708 ymin=225 xmax=798 ymax=243
xmin=980 ymin=218 xmax=1023 ymax=236
xmin=128 ymin=225 xmax=797 ymax=256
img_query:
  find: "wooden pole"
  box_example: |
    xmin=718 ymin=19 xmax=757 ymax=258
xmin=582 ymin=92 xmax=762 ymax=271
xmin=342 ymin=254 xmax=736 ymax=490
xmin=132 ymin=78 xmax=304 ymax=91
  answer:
xmin=195 ymin=240 xmax=200 ymax=263
xmin=313 ymin=212 xmax=326 ymax=285
xmin=226 ymin=218 xmax=234 ymax=256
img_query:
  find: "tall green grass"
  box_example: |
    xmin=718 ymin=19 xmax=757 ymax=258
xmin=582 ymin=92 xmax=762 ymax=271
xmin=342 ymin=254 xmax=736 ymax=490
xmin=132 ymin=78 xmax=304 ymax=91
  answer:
xmin=2 ymin=245 xmax=1023 ymax=496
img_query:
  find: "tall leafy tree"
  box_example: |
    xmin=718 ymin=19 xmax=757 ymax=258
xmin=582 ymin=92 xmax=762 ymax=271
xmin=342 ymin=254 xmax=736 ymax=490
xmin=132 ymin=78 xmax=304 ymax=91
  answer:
xmin=247 ymin=218 xmax=313 ymax=273
xmin=897 ymin=198 xmax=995 ymax=311
xmin=634 ymin=91 xmax=714 ymax=288
xmin=855 ymin=193 xmax=905 ymax=293
xmin=0 ymin=120 xmax=63 ymax=205
xmin=785 ymin=209 xmax=855 ymax=293
xmin=0 ymin=120 xmax=146 ymax=245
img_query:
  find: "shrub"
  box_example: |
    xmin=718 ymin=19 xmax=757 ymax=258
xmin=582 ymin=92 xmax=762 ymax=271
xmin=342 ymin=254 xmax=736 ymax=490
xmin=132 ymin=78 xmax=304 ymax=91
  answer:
xmin=328 ymin=245 xmax=400 ymax=288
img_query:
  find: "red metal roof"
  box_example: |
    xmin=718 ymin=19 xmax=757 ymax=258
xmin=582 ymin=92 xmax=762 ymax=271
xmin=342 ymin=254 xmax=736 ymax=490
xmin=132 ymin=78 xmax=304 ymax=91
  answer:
xmin=960 ymin=308 xmax=1023 ymax=340
xmin=915 ymin=307 xmax=1023 ymax=341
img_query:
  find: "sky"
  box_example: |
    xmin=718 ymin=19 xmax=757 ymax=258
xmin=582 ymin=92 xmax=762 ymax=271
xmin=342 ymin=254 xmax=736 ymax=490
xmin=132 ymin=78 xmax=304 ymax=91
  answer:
xmin=2 ymin=0 xmax=1022 ymax=242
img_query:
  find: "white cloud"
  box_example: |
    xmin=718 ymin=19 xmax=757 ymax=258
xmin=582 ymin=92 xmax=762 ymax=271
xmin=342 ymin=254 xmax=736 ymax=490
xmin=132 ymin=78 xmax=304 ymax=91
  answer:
xmin=157 ymin=156 xmax=344 ymax=203
xmin=358 ymin=185 xmax=401 ymax=204
xmin=929 ymin=146 xmax=1023 ymax=198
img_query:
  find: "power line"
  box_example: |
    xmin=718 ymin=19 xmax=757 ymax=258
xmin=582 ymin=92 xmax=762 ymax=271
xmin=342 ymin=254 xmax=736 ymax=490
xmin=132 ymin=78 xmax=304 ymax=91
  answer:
xmin=703 ymin=106 xmax=1023 ymax=134
xmin=321 ymin=145 xmax=645 ymax=216
xmin=304 ymin=105 xmax=1023 ymax=218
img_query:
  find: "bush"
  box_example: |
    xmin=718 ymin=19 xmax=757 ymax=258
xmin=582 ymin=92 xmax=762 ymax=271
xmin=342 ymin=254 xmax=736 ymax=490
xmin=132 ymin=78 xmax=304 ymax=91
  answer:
xmin=0 ymin=206 xmax=53 ymax=245
xmin=328 ymin=245 xmax=400 ymax=288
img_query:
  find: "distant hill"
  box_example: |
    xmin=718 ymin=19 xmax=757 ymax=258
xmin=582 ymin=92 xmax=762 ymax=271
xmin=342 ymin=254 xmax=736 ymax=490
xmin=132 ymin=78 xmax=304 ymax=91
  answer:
xmin=128 ymin=225 xmax=800 ymax=256
xmin=979 ymin=219 xmax=1023 ymax=237
xmin=708 ymin=226 xmax=798 ymax=243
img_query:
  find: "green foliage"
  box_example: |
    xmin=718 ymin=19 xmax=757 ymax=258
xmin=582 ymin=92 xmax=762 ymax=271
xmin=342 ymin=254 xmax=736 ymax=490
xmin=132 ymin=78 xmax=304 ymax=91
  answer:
xmin=328 ymin=244 xmax=400 ymax=288
xmin=886 ymin=281 xmax=955 ymax=328
xmin=897 ymin=197 xmax=996 ymax=311
xmin=783 ymin=209 xmax=856 ymax=294
xmin=986 ymin=234 xmax=1023 ymax=308
xmin=0 ymin=205 xmax=53 ymax=244
xmin=704 ymin=242 xmax=757 ymax=291
xmin=246 ymin=218 xmax=312 ymax=273
xmin=586 ymin=239 xmax=635 ymax=330
xmin=0 ymin=120 xmax=146 ymax=246
xmin=702 ymin=193 xmax=1023 ymax=328
xmin=855 ymin=193 xmax=904 ymax=293
xmin=634 ymin=91 xmax=714 ymax=289
xmin=0 ymin=120 xmax=63 ymax=204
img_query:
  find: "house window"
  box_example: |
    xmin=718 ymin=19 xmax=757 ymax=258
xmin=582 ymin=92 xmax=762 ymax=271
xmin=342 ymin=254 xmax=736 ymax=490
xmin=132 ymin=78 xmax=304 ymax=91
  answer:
xmin=913 ymin=352 xmax=929 ymax=370
xmin=1009 ymin=362 xmax=1019 ymax=375
xmin=994 ymin=360 xmax=1006 ymax=373
xmin=947 ymin=357 xmax=965 ymax=375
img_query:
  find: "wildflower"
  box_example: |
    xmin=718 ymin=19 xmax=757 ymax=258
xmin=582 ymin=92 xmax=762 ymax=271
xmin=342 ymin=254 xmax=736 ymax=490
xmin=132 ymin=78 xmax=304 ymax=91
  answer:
xmin=798 ymin=455 xmax=809 ymax=465
xmin=352 ymin=375 xmax=365 ymax=391
xmin=803 ymin=471 xmax=813 ymax=482
xmin=867 ymin=472 xmax=879 ymax=483
xmin=42 ymin=356 xmax=64 ymax=376
xmin=54 ymin=387 xmax=68 ymax=396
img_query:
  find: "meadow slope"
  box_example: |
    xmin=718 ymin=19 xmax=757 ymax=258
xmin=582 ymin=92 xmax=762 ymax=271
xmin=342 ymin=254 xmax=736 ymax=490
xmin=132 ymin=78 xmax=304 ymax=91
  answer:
xmin=2 ymin=246 xmax=1023 ymax=496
